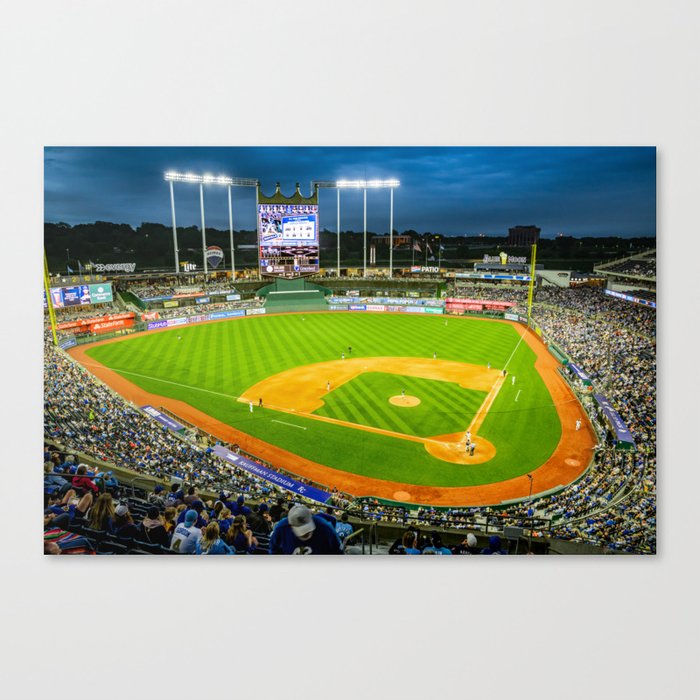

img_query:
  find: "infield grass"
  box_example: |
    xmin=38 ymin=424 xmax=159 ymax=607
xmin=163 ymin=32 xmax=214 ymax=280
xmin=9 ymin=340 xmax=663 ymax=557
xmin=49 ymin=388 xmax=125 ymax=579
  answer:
xmin=85 ymin=313 xmax=561 ymax=487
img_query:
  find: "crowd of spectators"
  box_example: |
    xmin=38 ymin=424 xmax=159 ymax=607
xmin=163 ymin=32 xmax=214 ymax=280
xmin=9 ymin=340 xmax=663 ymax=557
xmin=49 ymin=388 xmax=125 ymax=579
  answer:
xmin=128 ymin=284 xmax=177 ymax=299
xmin=53 ymin=304 xmax=123 ymax=321
xmin=149 ymin=298 xmax=263 ymax=319
xmin=528 ymin=287 xmax=656 ymax=552
xmin=600 ymin=258 xmax=656 ymax=278
xmin=43 ymin=457 xmax=355 ymax=555
xmin=449 ymin=282 xmax=529 ymax=302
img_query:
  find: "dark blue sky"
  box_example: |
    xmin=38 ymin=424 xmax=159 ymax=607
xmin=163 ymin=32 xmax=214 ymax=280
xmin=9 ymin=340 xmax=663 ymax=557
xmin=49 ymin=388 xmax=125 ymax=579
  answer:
xmin=44 ymin=146 xmax=656 ymax=237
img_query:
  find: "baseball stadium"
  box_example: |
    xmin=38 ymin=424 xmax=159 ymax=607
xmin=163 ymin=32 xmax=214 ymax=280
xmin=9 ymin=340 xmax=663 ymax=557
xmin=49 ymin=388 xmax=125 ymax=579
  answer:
xmin=43 ymin=162 xmax=656 ymax=556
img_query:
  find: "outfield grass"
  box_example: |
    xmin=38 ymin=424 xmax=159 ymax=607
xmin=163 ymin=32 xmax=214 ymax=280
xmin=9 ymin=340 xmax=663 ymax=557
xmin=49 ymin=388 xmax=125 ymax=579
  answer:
xmin=85 ymin=313 xmax=561 ymax=487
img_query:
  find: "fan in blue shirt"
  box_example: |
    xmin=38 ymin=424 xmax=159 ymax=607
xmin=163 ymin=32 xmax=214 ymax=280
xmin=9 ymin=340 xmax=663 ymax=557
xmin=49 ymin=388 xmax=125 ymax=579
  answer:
xmin=270 ymin=504 xmax=342 ymax=555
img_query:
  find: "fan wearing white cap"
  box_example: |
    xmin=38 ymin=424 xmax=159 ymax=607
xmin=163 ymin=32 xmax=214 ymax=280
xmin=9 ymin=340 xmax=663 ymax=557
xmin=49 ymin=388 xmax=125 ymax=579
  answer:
xmin=269 ymin=504 xmax=342 ymax=555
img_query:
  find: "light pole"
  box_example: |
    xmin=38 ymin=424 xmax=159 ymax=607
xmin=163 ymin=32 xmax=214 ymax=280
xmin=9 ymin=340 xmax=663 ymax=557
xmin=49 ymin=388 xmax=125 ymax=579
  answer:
xmin=168 ymin=179 xmax=179 ymax=273
xmin=527 ymin=473 xmax=534 ymax=553
xmin=228 ymin=185 xmax=235 ymax=279
xmin=314 ymin=179 xmax=400 ymax=279
xmin=363 ymin=187 xmax=367 ymax=277
xmin=165 ymin=172 xmax=258 ymax=277
xmin=389 ymin=187 xmax=394 ymax=278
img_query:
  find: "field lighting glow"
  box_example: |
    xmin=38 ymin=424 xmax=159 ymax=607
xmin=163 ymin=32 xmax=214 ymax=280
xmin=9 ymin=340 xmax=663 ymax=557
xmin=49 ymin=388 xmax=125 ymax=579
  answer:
xmin=336 ymin=179 xmax=400 ymax=188
xmin=164 ymin=171 xmax=235 ymax=186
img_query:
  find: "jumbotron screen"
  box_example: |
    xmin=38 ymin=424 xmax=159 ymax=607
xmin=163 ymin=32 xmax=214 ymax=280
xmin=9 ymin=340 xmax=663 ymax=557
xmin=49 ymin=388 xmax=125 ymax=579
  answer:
xmin=44 ymin=282 xmax=114 ymax=309
xmin=258 ymin=203 xmax=319 ymax=277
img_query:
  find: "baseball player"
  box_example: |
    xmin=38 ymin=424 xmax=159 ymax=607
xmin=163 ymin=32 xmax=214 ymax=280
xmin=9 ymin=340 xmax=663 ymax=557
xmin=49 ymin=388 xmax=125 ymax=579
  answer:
xmin=249 ymin=401 xmax=253 ymax=413
xmin=512 ymin=375 xmax=516 ymax=385
xmin=576 ymin=419 xmax=582 ymax=431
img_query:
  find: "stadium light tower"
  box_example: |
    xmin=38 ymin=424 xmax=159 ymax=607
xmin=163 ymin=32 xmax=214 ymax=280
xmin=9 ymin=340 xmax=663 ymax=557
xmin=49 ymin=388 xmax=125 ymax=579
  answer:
xmin=313 ymin=179 xmax=400 ymax=278
xmin=164 ymin=172 xmax=258 ymax=277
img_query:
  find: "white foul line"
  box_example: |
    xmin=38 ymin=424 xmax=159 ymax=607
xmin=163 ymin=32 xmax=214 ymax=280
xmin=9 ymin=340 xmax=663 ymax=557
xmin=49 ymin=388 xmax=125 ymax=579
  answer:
xmin=502 ymin=327 xmax=527 ymax=373
xmin=271 ymin=419 xmax=307 ymax=431
xmin=515 ymin=389 xmax=522 ymax=402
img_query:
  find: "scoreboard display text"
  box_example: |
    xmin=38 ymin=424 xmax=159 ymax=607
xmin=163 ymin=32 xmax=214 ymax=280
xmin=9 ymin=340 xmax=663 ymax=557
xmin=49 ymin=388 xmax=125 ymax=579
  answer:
xmin=258 ymin=203 xmax=319 ymax=277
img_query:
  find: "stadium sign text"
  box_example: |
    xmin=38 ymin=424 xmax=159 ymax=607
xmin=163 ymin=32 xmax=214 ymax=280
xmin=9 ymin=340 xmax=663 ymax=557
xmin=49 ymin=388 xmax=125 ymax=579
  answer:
xmin=93 ymin=262 xmax=136 ymax=273
xmin=410 ymin=266 xmax=441 ymax=274
xmin=483 ymin=253 xmax=526 ymax=265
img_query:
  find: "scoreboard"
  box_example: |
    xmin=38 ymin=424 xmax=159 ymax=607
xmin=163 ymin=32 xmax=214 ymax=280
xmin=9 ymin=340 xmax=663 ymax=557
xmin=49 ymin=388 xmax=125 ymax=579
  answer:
xmin=44 ymin=282 xmax=114 ymax=309
xmin=258 ymin=203 xmax=319 ymax=278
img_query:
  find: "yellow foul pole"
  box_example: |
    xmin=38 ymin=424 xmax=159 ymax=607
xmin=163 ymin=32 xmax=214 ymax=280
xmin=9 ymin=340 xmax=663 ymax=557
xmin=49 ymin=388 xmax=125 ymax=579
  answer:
xmin=526 ymin=243 xmax=537 ymax=326
xmin=43 ymin=250 xmax=58 ymax=346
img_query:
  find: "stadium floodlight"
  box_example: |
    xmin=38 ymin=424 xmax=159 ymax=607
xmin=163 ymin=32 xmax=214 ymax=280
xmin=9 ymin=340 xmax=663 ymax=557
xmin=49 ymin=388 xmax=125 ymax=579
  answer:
xmin=336 ymin=179 xmax=400 ymax=189
xmin=313 ymin=179 xmax=400 ymax=278
xmin=165 ymin=171 xmax=259 ymax=276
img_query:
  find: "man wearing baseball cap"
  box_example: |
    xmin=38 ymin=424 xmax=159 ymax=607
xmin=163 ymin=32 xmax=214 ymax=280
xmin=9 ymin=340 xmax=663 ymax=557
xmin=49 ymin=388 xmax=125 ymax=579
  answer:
xmin=169 ymin=509 xmax=202 ymax=554
xmin=269 ymin=504 xmax=342 ymax=555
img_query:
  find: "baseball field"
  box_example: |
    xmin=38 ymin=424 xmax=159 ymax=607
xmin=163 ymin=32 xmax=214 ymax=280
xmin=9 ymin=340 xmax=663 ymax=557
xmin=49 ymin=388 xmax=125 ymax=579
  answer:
xmin=71 ymin=312 xmax=595 ymax=505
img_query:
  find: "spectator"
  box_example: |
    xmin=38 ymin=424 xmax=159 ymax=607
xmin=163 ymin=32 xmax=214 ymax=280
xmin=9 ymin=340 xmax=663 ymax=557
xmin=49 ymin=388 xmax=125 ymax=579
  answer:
xmin=141 ymin=506 xmax=169 ymax=546
xmin=481 ymin=535 xmax=508 ymax=555
xmin=452 ymin=533 xmax=480 ymax=555
xmin=246 ymin=503 xmax=273 ymax=534
xmin=227 ymin=515 xmax=258 ymax=553
xmin=269 ymin=497 xmax=287 ymax=523
xmin=335 ymin=513 xmax=354 ymax=548
xmin=422 ymin=532 xmax=452 ymax=555
xmin=162 ymin=507 xmax=177 ymax=536
xmin=72 ymin=464 xmax=99 ymax=496
xmin=114 ymin=504 xmax=141 ymax=539
xmin=88 ymin=492 xmax=116 ymax=533
xmin=196 ymin=522 xmax=234 ymax=555
xmin=269 ymin=504 xmax=342 ymax=555
xmin=170 ymin=509 xmax=202 ymax=554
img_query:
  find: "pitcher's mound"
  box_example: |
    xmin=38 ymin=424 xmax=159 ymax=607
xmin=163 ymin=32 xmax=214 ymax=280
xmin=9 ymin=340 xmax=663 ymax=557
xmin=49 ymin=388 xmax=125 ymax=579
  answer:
xmin=390 ymin=395 xmax=421 ymax=407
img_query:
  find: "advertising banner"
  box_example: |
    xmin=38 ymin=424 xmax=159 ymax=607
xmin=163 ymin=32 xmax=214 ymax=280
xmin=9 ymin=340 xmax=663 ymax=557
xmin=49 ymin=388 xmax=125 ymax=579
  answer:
xmin=403 ymin=306 xmax=444 ymax=314
xmin=604 ymin=289 xmax=656 ymax=309
xmin=329 ymin=305 xmax=348 ymax=311
xmin=206 ymin=245 xmax=224 ymax=269
xmin=89 ymin=318 xmax=134 ymax=334
xmin=88 ymin=283 xmax=114 ymax=304
xmin=569 ymin=363 xmax=593 ymax=386
xmin=147 ymin=320 xmax=168 ymax=330
xmin=226 ymin=293 xmax=241 ymax=301
xmin=166 ymin=317 xmax=188 ymax=327
xmin=245 ymin=308 xmax=266 ymax=316
xmin=141 ymin=405 xmax=185 ymax=432
xmin=188 ymin=315 xmax=207 ymax=324
xmin=196 ymin=297 xmax=210 ymax=304
xmin=210 ymin=309 xmax=246 ymax=320
xmin=141 ymin=311 xmax=159 ymax=321
xmin=594 ymin=394 xmax=636 ymax=449
xmin=349 ymin=304 xmax=367 ymax=311
xmin=365 ymin=304 xmax=386 ymax=312
xmin=211 ymin=445 xmax=332 ymax=504
xmin=162 ymin=300 xmax=179 ymax=308
xmin=504 ymin=312 xmax=519 ymax=321
xmin=58 ymin=337 xmax=77 ymax=350
xmin=56 ymin=312 xmax=134 ymax=331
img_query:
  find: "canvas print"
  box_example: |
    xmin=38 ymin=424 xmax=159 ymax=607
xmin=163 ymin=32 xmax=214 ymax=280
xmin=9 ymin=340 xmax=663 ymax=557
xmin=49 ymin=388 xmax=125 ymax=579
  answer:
xmin=43 ymin=147 xmax=656 ymax=555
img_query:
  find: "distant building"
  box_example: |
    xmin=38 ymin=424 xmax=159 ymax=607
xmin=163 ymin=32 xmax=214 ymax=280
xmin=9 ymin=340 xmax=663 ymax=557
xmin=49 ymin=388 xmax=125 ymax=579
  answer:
xmin=507 ymin=225 xmax=541 ymax=246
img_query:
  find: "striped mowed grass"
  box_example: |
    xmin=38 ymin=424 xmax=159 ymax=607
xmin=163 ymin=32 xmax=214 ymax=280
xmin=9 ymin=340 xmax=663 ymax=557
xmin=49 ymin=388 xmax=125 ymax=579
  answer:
xmin=85 ymin=313 xmax=561 ymax=487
